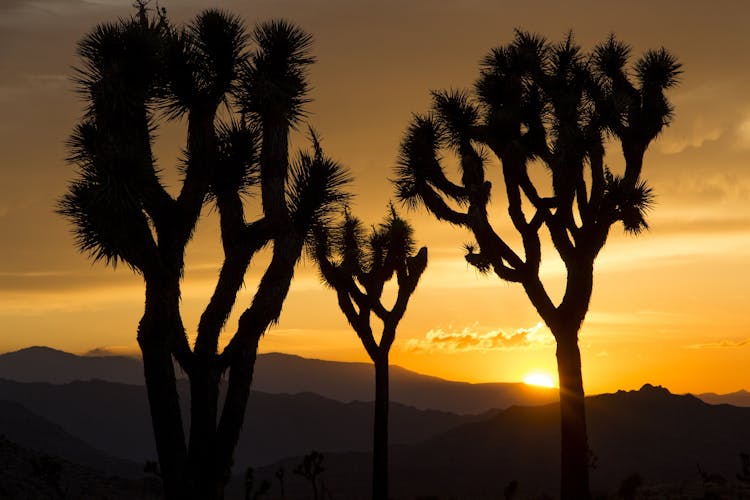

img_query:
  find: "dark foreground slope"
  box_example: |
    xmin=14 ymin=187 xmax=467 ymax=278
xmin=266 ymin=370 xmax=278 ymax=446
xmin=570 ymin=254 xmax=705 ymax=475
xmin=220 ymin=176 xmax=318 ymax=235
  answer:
xmin=0 ymin=378 xmax=483 ymax=469
xmin=0 ymin=401 xmax=154 ymax=499
xmin=3 ymin=379 xmax=750 ymax=499
xmin=0 ymin=399 xmax=140 ymax=477
xmin=0 ymin=434 xmax=158 ymax=499
xmin=257 ymin=385 xmax=750 ymax=499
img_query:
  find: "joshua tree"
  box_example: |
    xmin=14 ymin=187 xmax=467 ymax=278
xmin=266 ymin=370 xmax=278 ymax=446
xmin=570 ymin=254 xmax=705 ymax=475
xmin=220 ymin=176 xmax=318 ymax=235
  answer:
xmin=244 ymin=467 xmax=270 ymax=500
xmin=394 ymin=31 xmax=680 ymax=499
xmin=275 ymin=467 xmax=286 ymax=498
xmin=58 ymin=6 xmax=349 ymax=499
xmin=293 ymin=451 xmax=326 ymax=500
xmin=314 ymin=207 xmax=428 ymax=500
xmin=738 ymin=453 xmax=750 ymax=483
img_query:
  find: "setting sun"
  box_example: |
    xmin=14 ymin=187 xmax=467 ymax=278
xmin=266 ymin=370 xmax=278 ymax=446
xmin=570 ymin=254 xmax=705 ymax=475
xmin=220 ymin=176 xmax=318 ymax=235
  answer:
xmin=524 ymin=372 xmax=556 ymax=388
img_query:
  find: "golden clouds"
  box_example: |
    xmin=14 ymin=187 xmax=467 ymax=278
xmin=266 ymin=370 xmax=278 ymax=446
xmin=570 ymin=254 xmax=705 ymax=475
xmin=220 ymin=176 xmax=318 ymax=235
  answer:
xmin=736 ymin=117 xmax=750 ymax=149
xmin=405 ymin=322 xmax=554 ymax=353
xmin=686 ymin=338 xmax=750 ymax=350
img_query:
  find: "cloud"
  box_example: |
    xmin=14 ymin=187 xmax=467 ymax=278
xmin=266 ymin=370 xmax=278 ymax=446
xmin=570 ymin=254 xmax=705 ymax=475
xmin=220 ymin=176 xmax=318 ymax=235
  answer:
xmin=735 ymin=117 xmax=750 ymax=149
xmin=84 ymin=346 xmax=138 ymax=357
xmin=405 ymin=322 xmax=554 ymax=353
xmin=657 ymin=123 xmax=722 ymax=155
xmin=0 ymin=73 xmax=71 ymax=102
xmin=685 ymin=338 xmax=750 ymax=349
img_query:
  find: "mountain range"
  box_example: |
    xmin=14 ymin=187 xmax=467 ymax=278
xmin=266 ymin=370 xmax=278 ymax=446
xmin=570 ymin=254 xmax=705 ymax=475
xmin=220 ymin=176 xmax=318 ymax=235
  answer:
xmin=0 ymin=377 xmax=485 ymax=470
xmin=256 ymin=385 xmax=750 ymax=499
xmin=696 ymin=389 xmax=750 ymax=407
xmin=2 ymin=346 xmax=746 ymax=411
xmin=0 ymin=346 xmax=558 ymax=414
xmin=2 ymin=346 xmax=750 ymax=498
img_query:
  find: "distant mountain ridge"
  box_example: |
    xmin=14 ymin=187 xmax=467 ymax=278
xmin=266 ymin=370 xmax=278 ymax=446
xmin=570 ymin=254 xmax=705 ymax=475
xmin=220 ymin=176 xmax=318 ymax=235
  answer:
xmin=696 ymin=389 xmax=750 ymax=407
xmin=0 ymin=346 xmax=557 ymax=414
xmin=2 ymin=346 xmax=747 ymax=414
xmin=252 ymin=352 xmax=558 ymax=414
xmin=0 ymin=346 xmax=144 ymax=385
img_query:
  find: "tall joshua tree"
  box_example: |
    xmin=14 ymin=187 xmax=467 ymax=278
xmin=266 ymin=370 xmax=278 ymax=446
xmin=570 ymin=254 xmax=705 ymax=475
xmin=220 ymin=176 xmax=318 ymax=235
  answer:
xmin=394 ymin=31 xmax=680 ymax=500
xmin=58 ymin=6 xmax=349 ymax=499
xmin=314 ymin=207 xmax=427 ymax=500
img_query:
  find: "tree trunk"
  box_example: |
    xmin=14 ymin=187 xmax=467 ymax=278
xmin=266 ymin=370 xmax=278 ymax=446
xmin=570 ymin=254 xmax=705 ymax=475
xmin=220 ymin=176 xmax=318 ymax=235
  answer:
xmin=187 ymin=361 xmax=222 ymax=500
xmin=555 ymin=330 xmax=590 ymax=500
xmin=373 ymin=355 xmax=389 ymax=500
xmin=214 ymin=335 xmax=263 ymax=498
xmin=137 ymin=282 xmax=188 ymax=500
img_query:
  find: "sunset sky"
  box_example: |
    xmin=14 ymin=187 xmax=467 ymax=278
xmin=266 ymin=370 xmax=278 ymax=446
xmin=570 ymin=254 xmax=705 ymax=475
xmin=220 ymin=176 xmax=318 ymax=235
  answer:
xmin=0 ymin=0 xmax=748 ymax=395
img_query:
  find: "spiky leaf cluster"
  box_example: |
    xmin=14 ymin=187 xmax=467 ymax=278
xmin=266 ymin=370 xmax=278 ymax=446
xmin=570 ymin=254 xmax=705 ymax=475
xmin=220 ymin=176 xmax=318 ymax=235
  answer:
xmin=237 ymin=20 xmax=314 ymax=125
xmin=75 ymin=16 xmax=167 ymax=117
xmin=288 ymin=130 xmax=353 ymax=238
xmin=602 ymin=169 xmax=655 ymax=235
xmin=320 ymin=207 xmax=416 ymax=289
xmin=162 ymin=10 xmax=248 ymax=116
xmin=209 ymin=119 xmax=261 ymax=197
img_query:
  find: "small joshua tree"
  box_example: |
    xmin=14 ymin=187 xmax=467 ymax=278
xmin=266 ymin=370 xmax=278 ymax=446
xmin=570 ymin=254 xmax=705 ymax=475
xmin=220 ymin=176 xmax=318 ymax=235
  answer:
xmin=738 ymin=453 xmax=750 ymax=483
xmin=314 ymin=206 xmax=428 ymax=500
xmin=275 ymin=467 xmax=286 ymax=498
xmin=293 ymin=451 xmax=326 ymax=500
xmin=244 ymin=467 xmax=270 ymax=500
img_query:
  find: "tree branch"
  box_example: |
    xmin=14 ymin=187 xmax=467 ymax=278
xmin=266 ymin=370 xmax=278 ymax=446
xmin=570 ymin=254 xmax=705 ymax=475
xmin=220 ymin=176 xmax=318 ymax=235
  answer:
xmin=175 ymin=104 xmax=218 ymax=245
xmin=194 ymin=217 xmax=271 ymax=358
xmin=217 ymin=231 xmax=304 ymax=369
xmin=418 ymin=184 xmax=470 ymax=226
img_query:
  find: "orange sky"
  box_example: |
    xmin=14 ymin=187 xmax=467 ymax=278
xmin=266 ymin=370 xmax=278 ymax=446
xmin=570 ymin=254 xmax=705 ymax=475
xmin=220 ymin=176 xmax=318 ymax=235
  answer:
xmin=0 ymin=0 xmax=749 ymax=395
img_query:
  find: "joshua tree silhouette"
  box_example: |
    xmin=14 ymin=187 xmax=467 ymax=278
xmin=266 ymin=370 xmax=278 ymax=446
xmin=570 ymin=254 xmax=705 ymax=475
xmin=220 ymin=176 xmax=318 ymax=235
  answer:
xmin=58 ymin=4 xmax=349 ymax=499
xmin=244 ymin=467 xmax=270 ymax=500
xmin=394 ymin=31 xmax=680 ymax=500
xmin=738 ymin=453 xmax=750 ymax=483
xmin=313 ymin=206 xmax=427 ymax=500
xmin=293 ymin=451 xmax=326 ymax=500
xmin=275 ymin=467 xmax=286 ymax=498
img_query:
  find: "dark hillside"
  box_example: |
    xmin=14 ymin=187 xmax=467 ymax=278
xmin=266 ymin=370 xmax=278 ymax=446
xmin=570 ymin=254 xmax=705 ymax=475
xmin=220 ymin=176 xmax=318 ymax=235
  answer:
xmin=256 ymin=385 xmax=750 ymax=499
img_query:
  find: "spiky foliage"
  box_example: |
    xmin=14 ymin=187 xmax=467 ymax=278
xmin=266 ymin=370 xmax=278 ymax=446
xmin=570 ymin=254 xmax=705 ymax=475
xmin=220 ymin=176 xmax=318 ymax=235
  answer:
xmin=210 ymin=118 xmax=261 ymax=197
xmin=316 ymin=207 xmax=424 ymax=308
xmin=394 ymin=30 xmax=680 ymax=500
xmin=603 ymin=170 xmax=655 ymax=235
xmin=162 ymin=10 xmax=247 ymax=117
xmin=58 ymin=7 xmax=350 ymax=500
xmin=237 ymin=20 xmax=314 ymax=125
xmin=289 ymin=129 xmax=353 ymax=238
xmin=61 ymin=13 xmax=167 ymax=271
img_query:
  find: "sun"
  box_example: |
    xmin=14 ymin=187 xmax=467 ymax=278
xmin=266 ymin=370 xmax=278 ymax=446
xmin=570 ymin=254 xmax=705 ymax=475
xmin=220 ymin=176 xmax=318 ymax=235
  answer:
xmin=523 ymin=372 xmax=556 ymax=388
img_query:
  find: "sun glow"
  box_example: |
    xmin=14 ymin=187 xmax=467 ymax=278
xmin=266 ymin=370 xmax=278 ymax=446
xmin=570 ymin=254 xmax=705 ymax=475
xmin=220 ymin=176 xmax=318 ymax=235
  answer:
xmin=523 ymin=372 xmax=556 ymax=388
